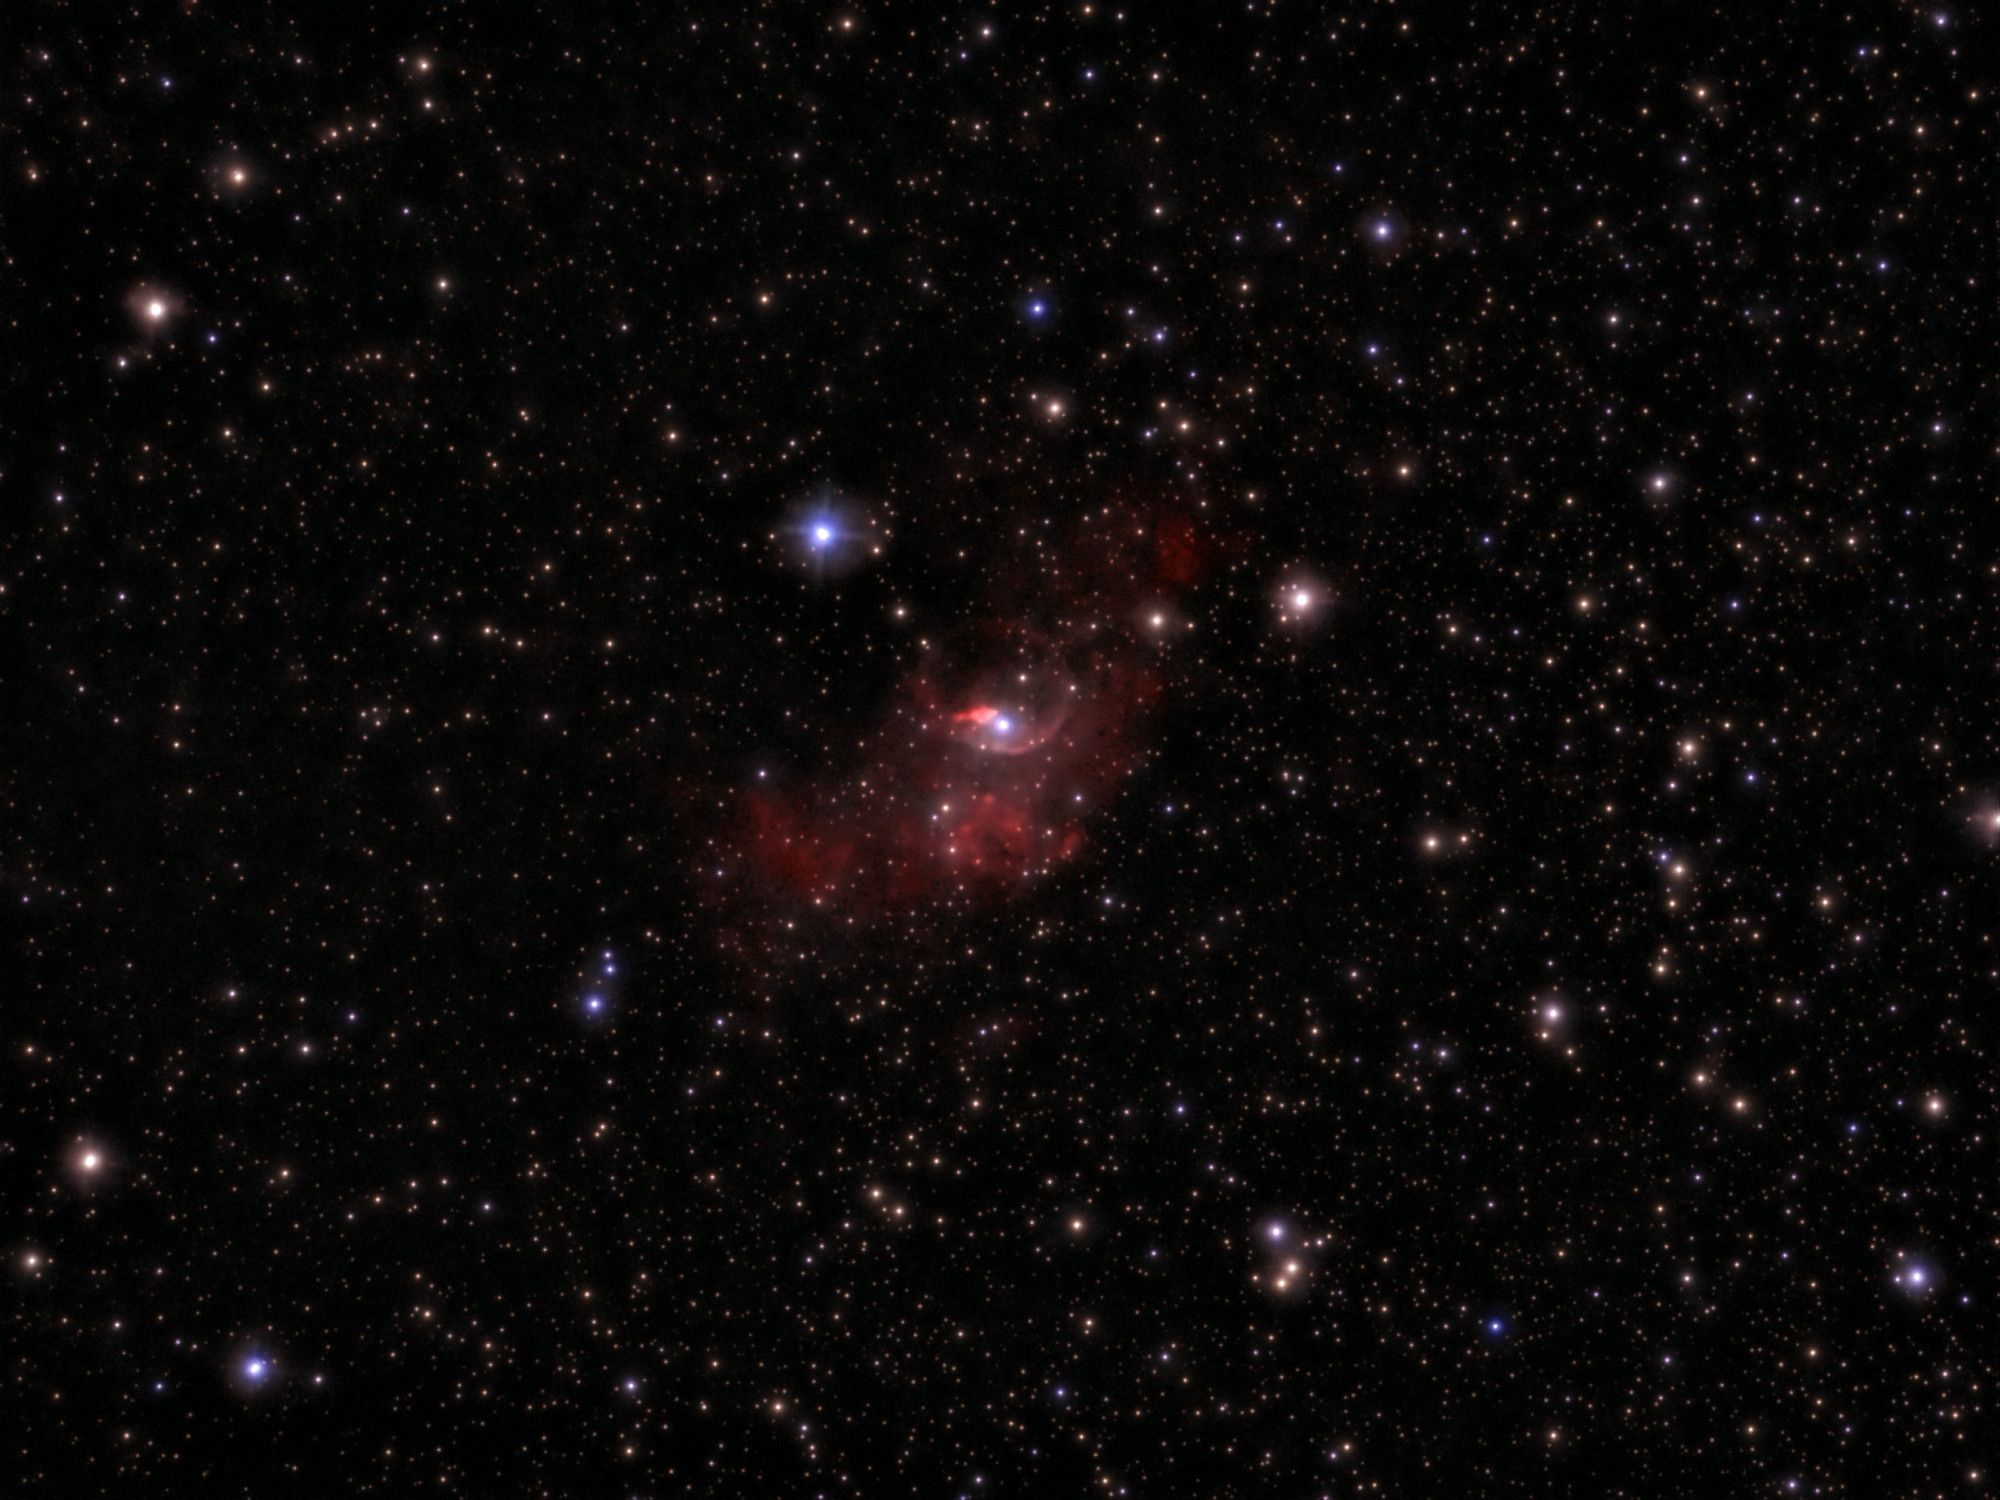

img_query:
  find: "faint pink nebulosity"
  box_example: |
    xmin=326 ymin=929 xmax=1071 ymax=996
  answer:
xmin=713 ymin=501 xmax=1203 ymax=935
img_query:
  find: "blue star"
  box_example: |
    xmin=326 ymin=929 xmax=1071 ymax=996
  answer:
xmin=790 ymin=504 xmax=871 ymax=572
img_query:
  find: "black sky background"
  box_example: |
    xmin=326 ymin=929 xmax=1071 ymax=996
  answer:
xmin=4 ymin=3 xmax=1993 ymax=1495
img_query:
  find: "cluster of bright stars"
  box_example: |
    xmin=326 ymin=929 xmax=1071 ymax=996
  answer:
xmin=578 ymin=949 xmax=618 ymax=1022
xmin=1419 ymin=826 xmax=1475 ymax=857
xmin=1253 ymin=1219 xmax=1328 ymax=1295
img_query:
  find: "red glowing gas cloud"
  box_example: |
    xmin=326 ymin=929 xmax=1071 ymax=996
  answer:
xmin=708 ymin=501 xmax=1209 ymax=932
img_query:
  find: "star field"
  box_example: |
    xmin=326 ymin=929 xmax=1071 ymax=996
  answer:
xmin=3 ymin=3 xmax=1994 ymax=1496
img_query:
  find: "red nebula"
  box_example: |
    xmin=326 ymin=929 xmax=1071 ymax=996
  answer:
xmin=707 ymin=503 xmax=1200 ymax=935
xmin=947 ymin=698 xmax=1070 ymax=756
xmin=1152 ymin=512 xmax=1210 ymax=587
